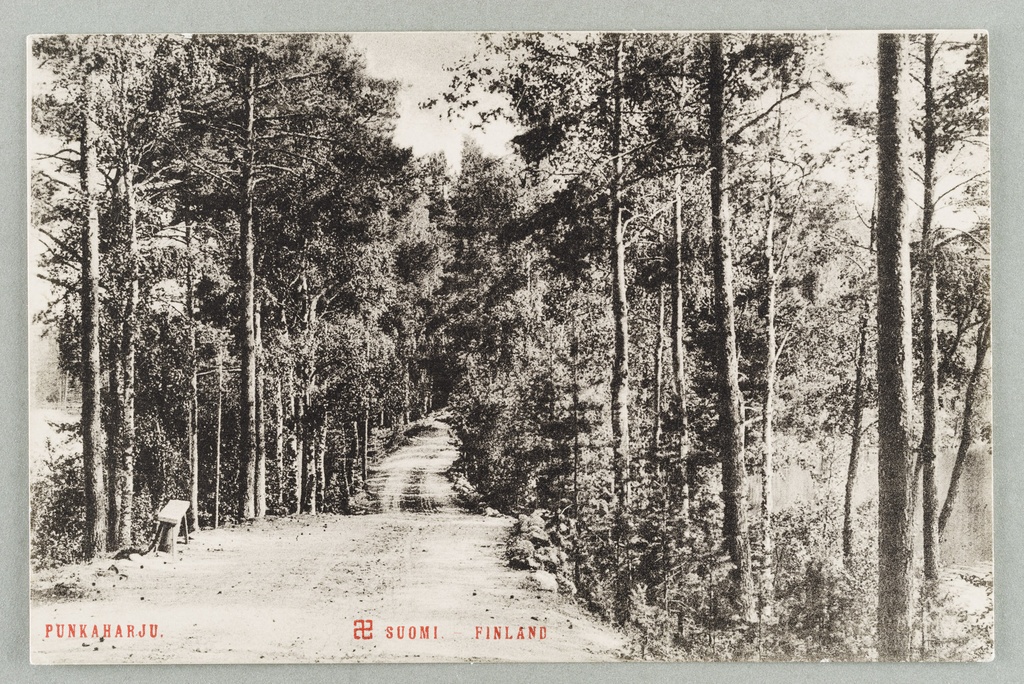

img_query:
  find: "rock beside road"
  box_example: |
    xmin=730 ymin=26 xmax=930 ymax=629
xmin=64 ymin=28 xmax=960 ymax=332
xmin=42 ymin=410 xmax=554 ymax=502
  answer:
xmin=529 ymin=570 xmax=559 ymax=592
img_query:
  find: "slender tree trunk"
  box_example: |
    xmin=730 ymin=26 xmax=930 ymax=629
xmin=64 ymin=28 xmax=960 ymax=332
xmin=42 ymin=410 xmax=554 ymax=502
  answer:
xmin=275 ymin=375 xmax=284 ymax=509
xmin=671 ymin=41 xmax=693 ymax=548
xmin=255 ymin=308 xmax=267 ymax=518
xmin=80 ymin=60 xmax=107 ymax=559
xmin=668 ymin=168 xmax=692 ymax=633
xmin=298 ymin=390 xmax=308 ymax=512
xmin=843 ymin=298 xmax=871 ymax=562
xmin=186 ymin=222 xmax=200 ymax=532
xmin=651 ymin=283 xmax=666 ymax=461
xmin=214 ymin=348 xmax=223 ymax=529
xmin=920 ymin=33 xmax=941 ymax=581
xmin=403 ymin=358 xmax=412 ymax=426
xmin=939 ymin=317 xmax=990 ymax=535
xmin=288 ymin=370 xmax=301 ymax=514
xmin=308 ymin=407 xmax=318 ymax=515
xmin=843 ymin=209 xmax=876 ymax=562
xmin=344 ymin=442 xmax=352 ymax=498
xmin=238 ymin=57 xmax=258 ymax=520
xmin=352 ymin=419 xmax=362 ymax=486
xmin=571 ymin=319 xmax=582 ymax=522
xmin=107 ymin=356 xmax=122 ymax=549
xmin=567 ymin=316 xmax=584 ymax=589
xmin=759 ymin=80 xmax=789 ymax=616
xmin=115 ymin=156 xmax=140 ymax=549
xmin=761 ymin=184 xmax=778 ymax=615
xmin=342 ymin=447 xmax=352 ymax=500
xmin=672 ymin=171 xmax=691 ymax=530
xmin=875 ymin=32 xmax=915 ymax=661
xmin=343 ymin=421 xmax=354 ymax=497
xmin=362 ymin=410 xmax=370 ymax=485
xmin=709 ymin=32 xmax=754 ymax=619
xmin=608 ymin=32 xmax=633 ymax=627
xmin=317 ymin=418 xmax=327 ymax=511
xmin=652 ymin=242 xmax=671 ymax=627
xmin=154 ymin=422 xmax=167 ymax=507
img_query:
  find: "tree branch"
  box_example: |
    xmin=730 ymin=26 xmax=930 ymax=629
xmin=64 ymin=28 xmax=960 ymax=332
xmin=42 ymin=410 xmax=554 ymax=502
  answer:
xmin=726 ymin=85 xmax=807 ymax=146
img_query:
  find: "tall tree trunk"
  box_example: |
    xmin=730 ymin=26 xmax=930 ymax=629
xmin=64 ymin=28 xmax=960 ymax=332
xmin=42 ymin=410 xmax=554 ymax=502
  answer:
xmin=843 ymin=297 xmax=871 ymax=562
xmin=341 ymin=430 xmax=351 ymax=499
xmin=571 ymin=319 xmax=582 ymax=524
xmin=668 ymin=169 xmax=692 ymax=632
xmin=672 ymin=171 xmax=691 ymax=530
xmin=568 ymin=317 xmax=584 ymax=589
xmin=938 ymin=317 xmax=990 ymax=535
xmin=920 ymin=33 xmax=941 ymax=581
xmin=362 ymin=410 xmax=370 ymax=485
xmin=608 ymin=32 xmax=633 ymax=627
xmin=107 ymin=355 xmax=122 ymax=549
xmin=352 ymin=419 xmax=362 ymax=486
xmin=875 ymin=32 xmax=915 ymax=661
xmin=288 ymin=369 xmax=301 ymax=514
xmin=651 ymin=283 xmax=666 ymax=461
xmin=709 ymin=32 xmax=754 ymax=619
xmin=342 ymin=421 xmax=353 ymax=498
xmin=759 ymin=78 xmax=790 ymax=615
xmin=761 ymin=183 xmax=778 ymax=615
xmin=214 ymin=348 xmax=223 ymax=529
xmin=317 ymin=418 xmax=328 ymax=511
xmin=255 ymin=308 xmax=267 ymax=518
xmin=238 ymin=57 xmax=258 ymax=520
xmin=308 ymin=407 xmax=318 ymax=515
xmin=275 ymin=375 xmax=284 ymax=509
xmin=115 ymin=154 xmax=139 ymax=549
xmin=154 ymin=422 xmax=167 ymax=507
xmin=186 ymin=222 xmax=199 ymax=532
xmin=403 ymin=357 xmax=412 ymax=426
xmin=80 ymin=59 xmax=107 ymax=559
xmin=843 ymin=209 xmax=876 ymax=563
xmin=297 ymin=390 xmax=308 ymax=513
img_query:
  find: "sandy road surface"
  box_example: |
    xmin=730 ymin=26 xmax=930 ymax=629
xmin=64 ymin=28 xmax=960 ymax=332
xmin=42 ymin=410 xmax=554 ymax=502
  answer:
xmin=30 ymin=415 xmax=624 ymax=663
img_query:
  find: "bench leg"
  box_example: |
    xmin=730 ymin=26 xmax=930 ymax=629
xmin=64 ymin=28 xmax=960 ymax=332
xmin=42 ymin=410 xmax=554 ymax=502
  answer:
xmin=145 ymin=522 xmax=162 ymax=555
xmin=157 ymin=522 xmax=180 ymax=561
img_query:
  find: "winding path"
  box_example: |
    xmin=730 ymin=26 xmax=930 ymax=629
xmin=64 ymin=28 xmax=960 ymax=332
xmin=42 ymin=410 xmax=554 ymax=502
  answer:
xmin=31 ymin=415 xmax=624 ymax=663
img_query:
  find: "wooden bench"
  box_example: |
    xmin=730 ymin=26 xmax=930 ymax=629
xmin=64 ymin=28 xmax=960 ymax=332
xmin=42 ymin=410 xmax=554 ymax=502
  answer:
xmin=148 ymin=500 xmax=190 ymax=561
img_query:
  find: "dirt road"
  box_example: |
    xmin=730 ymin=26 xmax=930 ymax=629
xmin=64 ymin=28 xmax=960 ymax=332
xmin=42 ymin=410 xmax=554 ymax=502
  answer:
xmin=30 ymin=415 xmax=624 ymax=663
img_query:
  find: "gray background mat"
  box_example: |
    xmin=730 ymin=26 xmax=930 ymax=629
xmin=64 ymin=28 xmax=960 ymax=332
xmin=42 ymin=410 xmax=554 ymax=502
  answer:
xmin=4 ymin=1 xmax=1021 ymax=682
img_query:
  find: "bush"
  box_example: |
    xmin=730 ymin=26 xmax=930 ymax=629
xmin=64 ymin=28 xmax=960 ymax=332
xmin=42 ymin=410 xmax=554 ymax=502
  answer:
xmin=766 ymin=497 xmax=877 ymax=660
xmin=31 ymin=438 xmax=86 ymax=569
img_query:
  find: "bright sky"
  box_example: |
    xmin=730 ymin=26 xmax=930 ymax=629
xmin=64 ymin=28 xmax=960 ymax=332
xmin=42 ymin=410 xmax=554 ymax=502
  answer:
xmin=349 ymin=32 xmax=520 ymax=169
xmin=348 ymin=31 xmax=881 ymax=176
xmin=347 ymin=31 xmax=883 ymax=213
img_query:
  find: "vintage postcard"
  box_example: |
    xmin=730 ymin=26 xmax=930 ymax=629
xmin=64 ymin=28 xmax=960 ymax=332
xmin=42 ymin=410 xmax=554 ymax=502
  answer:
xmin=28 ymin=31 xmax=991 ymax=663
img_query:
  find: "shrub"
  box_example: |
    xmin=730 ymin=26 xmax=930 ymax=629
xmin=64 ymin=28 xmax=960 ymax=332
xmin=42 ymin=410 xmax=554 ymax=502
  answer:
xmin=30 ymin=438 xmax=86 ymax=569
xmin=766 ymin=497 xmax=877 ymax=660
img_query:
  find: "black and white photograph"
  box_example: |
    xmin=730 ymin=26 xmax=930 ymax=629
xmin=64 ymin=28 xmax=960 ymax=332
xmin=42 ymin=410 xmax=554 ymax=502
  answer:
xmin=28 ymin=30 xmax=992 ymax=663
